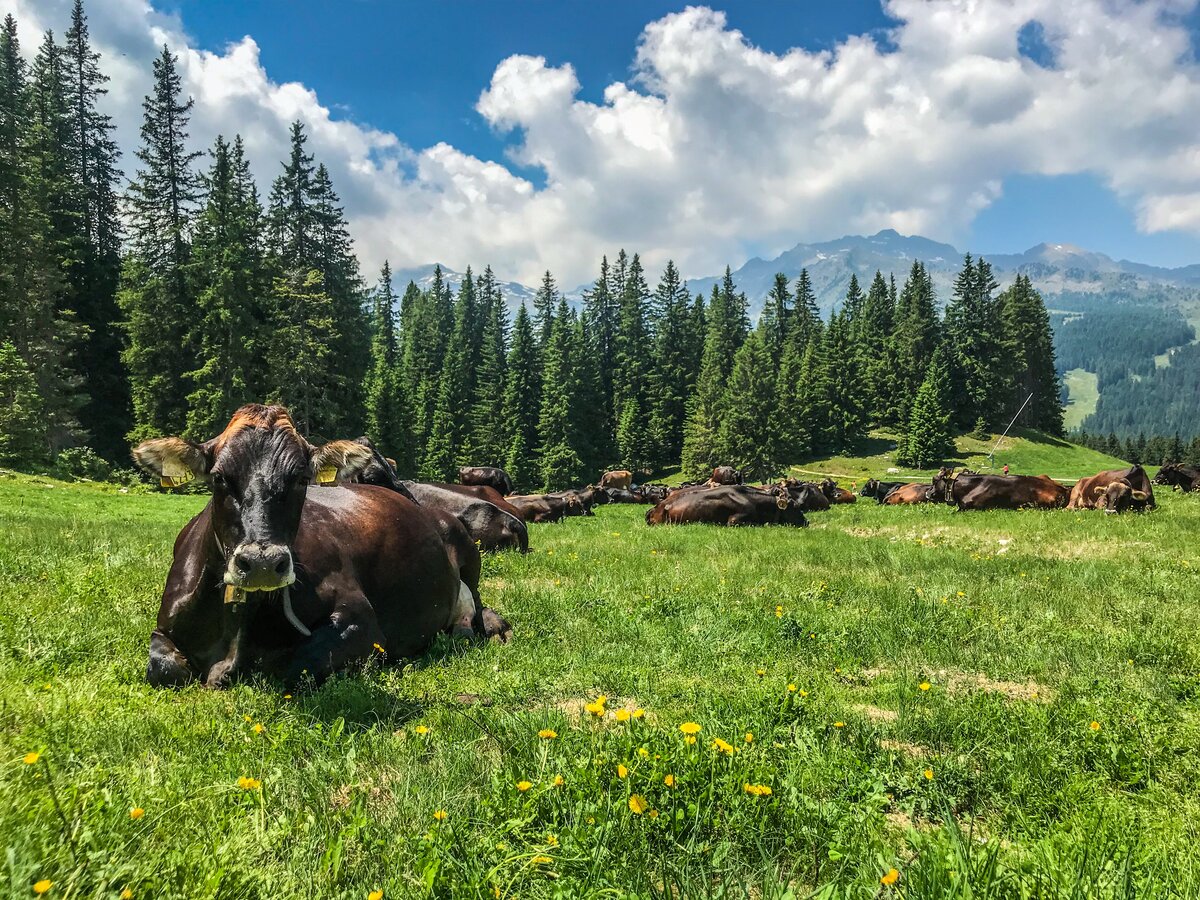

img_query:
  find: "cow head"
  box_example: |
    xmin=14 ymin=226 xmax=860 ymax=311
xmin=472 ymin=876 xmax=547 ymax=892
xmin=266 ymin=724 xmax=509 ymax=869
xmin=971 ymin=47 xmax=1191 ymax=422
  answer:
xmin=133 ymin=405 xmax=373 ymax=592
xmin=927 ymin=467 xmax=956 ymax=502
xmin=1092 ymin=479 xmax=1149 ymax=513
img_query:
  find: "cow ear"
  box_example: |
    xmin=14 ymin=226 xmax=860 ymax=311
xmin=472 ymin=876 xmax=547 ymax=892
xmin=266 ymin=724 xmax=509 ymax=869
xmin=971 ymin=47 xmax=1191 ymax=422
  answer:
xmin=309 ymin=440 xmax=374 ymax=485
xmin=132 ymin=437 xmax=211 ymax=488
xmin=1092 ymin=484 xmax=1107 ymax=495
xmin=1131 ymin=490 xmax=1148 ymax=501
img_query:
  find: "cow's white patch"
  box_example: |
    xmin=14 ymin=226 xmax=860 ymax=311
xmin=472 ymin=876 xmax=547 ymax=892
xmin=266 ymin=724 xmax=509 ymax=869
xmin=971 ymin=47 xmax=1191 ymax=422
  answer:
xmin=451 ymin=580 xmax=476 ymax=628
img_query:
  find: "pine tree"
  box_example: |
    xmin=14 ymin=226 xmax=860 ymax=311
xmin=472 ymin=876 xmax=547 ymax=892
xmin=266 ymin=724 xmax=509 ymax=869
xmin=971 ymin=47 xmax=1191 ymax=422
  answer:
xmin=363 ymin=261 xmax=410 ymax=467
xmin=897 ymin=350 xmax=954 ymax=468
xmin=859 ymin=270 xmax=898 ymax=426
xmin=538 ymin=299 xmax=586 ymax=490
xmin=422 ymin=273 xmax=477 ymax=480
xmin=502 ymin=304 xmax=540 ymax=490
xmin=467 ymin=267 xmax=509 ymax=466
xmin=999 ymin=274 xmax=1064 ymax=436
xmin=0 ymin=340 xmax=47 ymax=465
xmin=842 ymin=274 xmax=865 ymax=327
xmin=613 ymin=253 xmax=652 ymax=469
xmin=821 ymin=310 xmax=865 ymax=452
xmin=893 ymin=261 xmax=939 ymax=424
xmin=716 ymin=329 xmax=780 ymax=480
xmin=63 ymin=0 xmax=126 ymax=456
xmin=267 ymin=121 xmax=315 ymax=263
xmin=265 ymin=269 xmax=342 ymax=435
xmin=184 ymin=135 xmax=269 ymax=439
xmin=760 ymin=273 xmax=791 ymax=363
xmin=647 ymin=260 xmax=693 ymax=469
xmin=120 ymin=45 xmax=201 ymax=440
xmin=943 ymin=254 xmax=1005 ymax=430
xmin=402 ymin=265 xmax=452 ymax=451
xmin=681 ymin=281 xmax=742 ymax=477
xmin=532 ymin=270 xmax=559 ymax=352
xmin=581 ymin=255 xmax=617 ymax=451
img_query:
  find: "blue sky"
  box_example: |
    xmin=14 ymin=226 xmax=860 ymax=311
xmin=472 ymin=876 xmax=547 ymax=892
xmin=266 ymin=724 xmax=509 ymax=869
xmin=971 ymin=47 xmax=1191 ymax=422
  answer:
xmin=9 ymin=0 xmax=1200 ymax=282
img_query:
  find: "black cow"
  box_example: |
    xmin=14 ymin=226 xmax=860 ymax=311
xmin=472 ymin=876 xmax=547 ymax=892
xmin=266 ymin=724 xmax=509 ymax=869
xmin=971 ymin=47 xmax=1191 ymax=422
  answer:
xmin=1154 ymin=463 xmax=1200 ymax=492
xmin=646 ymin=484 xmax=808 ymax=527
xmin=928 ymin=467 xmax=1069 ymax=511
xmin=861 ymin=479 xmax=905 ymax=503
xmin=459 ymin=466 xmax=515 ymax=495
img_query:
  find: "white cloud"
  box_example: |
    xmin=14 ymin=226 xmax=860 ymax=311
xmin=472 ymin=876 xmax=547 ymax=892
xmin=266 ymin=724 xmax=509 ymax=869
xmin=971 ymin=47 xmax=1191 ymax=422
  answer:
xmin=4 ymin=0 xmax=1200 ymax=287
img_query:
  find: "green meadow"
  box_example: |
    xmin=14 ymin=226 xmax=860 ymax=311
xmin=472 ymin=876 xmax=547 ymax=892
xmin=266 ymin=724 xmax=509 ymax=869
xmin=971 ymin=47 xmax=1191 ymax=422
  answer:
xmin=2 ymin=449 xmax=1199 ymax=898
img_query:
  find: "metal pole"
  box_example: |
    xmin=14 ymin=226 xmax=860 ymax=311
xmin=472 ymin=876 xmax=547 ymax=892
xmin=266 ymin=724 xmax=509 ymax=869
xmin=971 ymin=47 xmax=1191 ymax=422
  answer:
xmin=988 ymin=392 xmax=1034 ymax=469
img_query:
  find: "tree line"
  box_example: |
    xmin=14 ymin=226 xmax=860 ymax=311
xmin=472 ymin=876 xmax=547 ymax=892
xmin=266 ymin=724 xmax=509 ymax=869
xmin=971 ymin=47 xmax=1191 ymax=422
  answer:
xmin=0 ymin=2 xmax=1065 ymax=486
xmin=1073 ymin=429 xmax=1200 ymax=469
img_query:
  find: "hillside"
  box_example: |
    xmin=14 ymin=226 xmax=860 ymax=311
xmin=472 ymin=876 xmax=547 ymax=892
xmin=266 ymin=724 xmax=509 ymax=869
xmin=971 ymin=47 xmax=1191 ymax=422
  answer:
xmin=782 ymin=429 xmax=1130 ymax=485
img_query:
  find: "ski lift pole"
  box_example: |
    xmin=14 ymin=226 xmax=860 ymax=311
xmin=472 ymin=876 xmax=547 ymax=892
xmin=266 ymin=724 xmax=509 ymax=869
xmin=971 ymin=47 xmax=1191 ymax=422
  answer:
xmin=988 ymin=392 xmax=1034 ymax=469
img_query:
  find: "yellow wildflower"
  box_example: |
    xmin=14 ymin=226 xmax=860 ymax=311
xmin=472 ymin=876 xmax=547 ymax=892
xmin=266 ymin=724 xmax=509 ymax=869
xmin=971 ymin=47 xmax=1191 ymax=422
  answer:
xmin=756 ymin=669 xmax=766 ymax=678
xmin=1089 ymin=720 xmax=1101 ymax=732
xmin=252 ymin=723 xmax=264 ymax=735
xmin=919 ymin=682 xmax=931 ymax=691
xmin=881 ymin=868 xmax=900 ymax=886
xmin=617 ymin=764 xmax=629 ymax=779
xmin=711 ymin=738 xmax=735 ymax=755
xmin=615 ymin=709 xmax=631 ymax=723
xmin=23 ymin=752 xmax=40 ymax=765
xmin=775 ymin=605 xmax=783 ymax=618
xmin=744 ymin=732 xmax=754 ymax=743
xmin=33 ymin=881 xmax=52 ymax=895
xmin=414 ymin=725 xmax=429 ymax=735
xmin=433 ymin=809 xmax=448 ymax=821
xmin=236 ymin=776 xmax=261 ymax=791
xmin=243 ymin=714 xmax=252 ymax=722
xmin=684 ymin=735 xmax=696 ymax=745
xmin=584 ymin=695 xmax=607 ymax=716
xmin=628 ymin=794 xmax=648 ymax=814
xmin=538 ymin=729 xmax=558 ymax=740
xmin=283 ymin=694 xmax=292 ymax=700
xmin=631 ymin=708 xmax=645 ymax=719
xmin=743 ymin=783 xmax=773 ymax=796
xmin=369 ymin=890 xmax=384 ymax=900
xmin=373 ymin=643 xmax=384 ymax=653
xmin=553 ymin=775 xmax=564 ymax=787
xmin=664 ymin=774 xmax=676 ymax=787
xmin=648 ymin=808 xmax=659 ymax=818
xmin=637 ymin=747 xmax=649 ymax=758
xmin=129 ymin=807 xmax=145 ymax=820
xmin=787 ymin=684 xmax=797 ymax=693
xmin=121 ymin=890 xmax=133 ymax=899
xmin=546 ymin=834 xmax=558 ymax=847
xmin=679 ymin=722 xmax=701 ymax=735
xmin=516 ymin=780 xmax=532 ymax=792
xmin=924 ymin=769 xmax=934 ymax=780
xmin=833 ymin=721 xmax=845 ymax=728
xmin=531 ymin=855 xmax=553 ymax=865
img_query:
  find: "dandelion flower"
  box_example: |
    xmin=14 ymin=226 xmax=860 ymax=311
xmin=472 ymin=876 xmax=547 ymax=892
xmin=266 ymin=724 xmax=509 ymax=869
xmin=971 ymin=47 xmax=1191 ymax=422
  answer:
xmin=679 ymin=722 xmax=701 ymax=735
xmin=775 ymin=605 xmax=783 ymax=618
xmin=553 ymin=775 xmax=564 ymax=787
xmin=787 ymin=684 xmax=797 ymax=693
xmin=243 ymin=714 xmax=252 ymax=722
xmin=919 ymin=682 xmax=931 ymax=691
xmin=283 ymin=694 xmax=292 ymax=700
xmin=373 ymin=643 xmax=385 ymax=653
xmin=236 ymin=776 xmax=261 ymax=791
xmin=664 ymin=774 xmax=675 ymax=787
xmin=628 ymin=794 xmax=648 ymax=814
xmin=924 ymin=769 xmax=934 ymax=780
xmin=516 ymin=780 xmax=532 ymax=792
xmin=756 ymin=669 xmax=765 ymax=678
xmin=833 ymin=722 xmax=845 ymax=728
xmin=637 ymin=747 xmax=649 ymax=758
xmin=743 ymin=783 xmax=773 ymax=797
xmin=538 ymin=729 xmax=557 ymax=740
xmin=648 ymin=809 xmax=659 ymax=819
xmin=531 ymin=855 xmax=553 ymax=865
xmin=881 ymin=868 xmax=900 ymax=886
xmin=121 ymin=890 xmax=133 ymax=899
xmin=23 ymin=752 xmax=40 ymax=765
xmin=129 ymin=807 xmax=145 ymax=820
xmin=33 ymin=881 xmax=52 ymax=895
xmin=711 ymin=738 xmax=735 ymax=756
xmin=546 ymin=834 xmax=558 ymax=847
xmin=433 ymin=810 xmax=448 ymax=821
xmin=414 ymin=725 xmax=429 ymax=736
xmin=631 ymin=709 xmax=645 ymax=719
xmin=617 ymin=764 xmax=629 ymax=779
xmin=252 ymin=723 xmax=264 ymax=735
xmin=1089 ymin=720 xmax=1101 ymax=732
xmin=685 ymin=736 xmax=696 ymax=745
xmin=369 ymin=890 xmax=384 ymax=900
xmin=615 ymin=709 xmax=630 ymax=723
xmin=744 ymin=732 xmax=754 ymax=743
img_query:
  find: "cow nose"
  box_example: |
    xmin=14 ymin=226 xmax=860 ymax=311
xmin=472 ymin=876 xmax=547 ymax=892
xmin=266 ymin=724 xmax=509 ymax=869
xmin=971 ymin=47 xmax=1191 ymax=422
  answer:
xmin=231 ymin=543 xmax=293 ymax=588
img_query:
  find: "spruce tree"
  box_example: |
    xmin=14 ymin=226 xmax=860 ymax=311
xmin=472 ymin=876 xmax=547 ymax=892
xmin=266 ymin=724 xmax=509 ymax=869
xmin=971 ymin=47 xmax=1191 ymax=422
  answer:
xmin=0 ymin=340 xmax=47 ymax=465
xmin=502 ymin=304 xmax=540 ymax=490
xmin=943 ymin=254 xmax=1005 ymax=430
xmin=402 ymin=265 xmax=452 ymax=451
xmin=120 ymin=45 xmax=201 ymax=440
xmin=681 ymin=283 xmax=739 ymax=477
xmin=893 ymin=261 xmax=939 ymax=424
xmin=716 ymin=329 xmax=780 ymax=480
xmin=265 ymin=269 xmax=342 ymax=435
xmin=821 ymin=310 xmax=865 ymax=452
xmin=897 ymin=350 xmax=954 ymax=469
xmin=467 ymin=267 xmax=509 ymax=467
xmin=647 ymin=260 xmax=693 ymax=469
xmin=363 ymin=261 xmax=410 ymax=468
xmin=422 ymin=273 xmax=477 ymax=480
xmin=538 ymin=299 xmax=586 ymax=490
xmin=999 ymin=274 xmax=1064 ymax=436
xmin=859 ymin=270 xmax=898 ymax=426
xmin=64 ymin=0 xmax=127 ymax=456
xmin=613 ymin=253 xmax=652 ymax=469
xmin=184 ymin=135 xmax=269 ymax=439
xmin=581 ymin=255 xmax=617 ymax=450
xmin=760 ymin=272 xmax=791 ymax=363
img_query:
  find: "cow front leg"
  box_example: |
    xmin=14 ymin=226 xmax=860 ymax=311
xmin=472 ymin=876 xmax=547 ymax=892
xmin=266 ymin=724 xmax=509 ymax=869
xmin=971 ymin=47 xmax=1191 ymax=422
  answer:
xmin=204 ymin=594 xmax=260 ymax=689
xmin=146 ymin=629 xmax=197 ymax=687
xmin=284 ymin=594 xmax=384 ymax=689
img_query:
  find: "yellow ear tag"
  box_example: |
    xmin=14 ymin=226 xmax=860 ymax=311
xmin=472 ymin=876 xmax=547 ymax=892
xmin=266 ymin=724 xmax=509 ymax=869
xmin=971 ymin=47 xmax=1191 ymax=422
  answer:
xmin=160 ymin=465 xmax=194 ymax=489
xmin=316 ymin=467 xmax=338 ymax=485
xmin=224 ymin=585 xmax=245 ymax=605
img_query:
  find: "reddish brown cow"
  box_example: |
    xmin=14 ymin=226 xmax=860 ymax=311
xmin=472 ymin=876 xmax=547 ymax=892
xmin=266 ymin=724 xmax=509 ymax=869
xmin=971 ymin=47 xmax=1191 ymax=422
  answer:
xmin=929 ymin=468 xmax=1069 ymax=511
xmin=709 ymin=466 xmax=744 ymax=485
xmin=1068 ymin=465 xmax=1155 ymax=513
xmin=459 ymin=466 xmax=515 ymax=495
xmin=646 ymin=485 xmax=808 ymax=527
xmin=882 ymin=483 xmax=934 ymax=505
xmin=599 ymin=470 xmax=633 ymax=489
xmin=133 ymin=405 xmax=510 ymax=690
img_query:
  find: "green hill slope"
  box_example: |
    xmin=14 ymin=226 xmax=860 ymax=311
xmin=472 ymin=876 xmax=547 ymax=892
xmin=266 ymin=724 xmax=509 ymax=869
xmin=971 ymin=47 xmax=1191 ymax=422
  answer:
xmin=786 ymin=428 xmax=1131 ymax=484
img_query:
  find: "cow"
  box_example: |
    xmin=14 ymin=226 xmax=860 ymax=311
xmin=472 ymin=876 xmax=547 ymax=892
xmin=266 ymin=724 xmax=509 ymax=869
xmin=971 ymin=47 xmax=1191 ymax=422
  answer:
xmin=132 ymin=405 xmax=510 ymax=690
xmin=881 ymin=483 xmax=934 ymax=505
xmin=431 ymin=482 xmax=525 ymax=521
xmin=598 ymin=470 xmax=633 ymax=489
xmin=639 ymin=484 xmax=670 ymax=504
xmin=1153 ymin=463 xmax=1200 ymax=493
xmin=861 ymin=479 xmax=906 ymax=503
xmin=605 ymin=487 xmax=645 ymax=504
xmin=576 ymin=486 xmax=610 ymax=509
xmin=818 ymin=478 xmax=857 ymax=504
xmin=459 ymin=466 xmax=515 ymax=496
xmin=1068 ymin=465 xmax=1155 ymax=513
xmin=505 ymin=492 xmax=585 ymax=523
xmin=928 ymin=467 xmax=1069 ymax=511
xmin=765 ymin=480 xmax=831 ymax=512
xmin=646 ymin=484 xmax=809 ymax=527
xmin=709 ymin=466 xmax=744 ymax=485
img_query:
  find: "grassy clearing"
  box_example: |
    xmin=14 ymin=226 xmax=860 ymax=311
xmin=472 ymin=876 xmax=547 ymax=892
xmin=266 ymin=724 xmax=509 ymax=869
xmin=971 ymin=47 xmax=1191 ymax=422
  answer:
xmin=3 ymin=468 xmax=1200 ymax=898
xmin=1062 ymin=369 xmax=1100 ymax=430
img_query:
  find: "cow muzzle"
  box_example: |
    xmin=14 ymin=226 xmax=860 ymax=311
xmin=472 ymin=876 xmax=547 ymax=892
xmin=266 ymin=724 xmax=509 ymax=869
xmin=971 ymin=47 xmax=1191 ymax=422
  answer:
xmin=226 ymin=541 xmax=295 ymax=591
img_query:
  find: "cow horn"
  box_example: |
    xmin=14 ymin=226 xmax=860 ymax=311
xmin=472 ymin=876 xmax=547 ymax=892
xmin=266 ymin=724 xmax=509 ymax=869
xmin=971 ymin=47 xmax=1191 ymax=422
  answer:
xmin=281 ymin=586 xmax=311 ymax=637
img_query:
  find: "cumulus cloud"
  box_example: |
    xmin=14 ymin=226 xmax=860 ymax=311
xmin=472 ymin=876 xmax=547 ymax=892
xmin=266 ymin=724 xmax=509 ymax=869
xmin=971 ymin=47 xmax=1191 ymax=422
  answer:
xmin=4 ymin=0 xmax=1200 ymax=287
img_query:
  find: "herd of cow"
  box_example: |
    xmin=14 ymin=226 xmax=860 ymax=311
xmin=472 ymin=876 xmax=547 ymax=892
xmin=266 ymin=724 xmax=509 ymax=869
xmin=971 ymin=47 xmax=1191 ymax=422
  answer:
xmin=128 ymin=405 xmax=1194 ymax=692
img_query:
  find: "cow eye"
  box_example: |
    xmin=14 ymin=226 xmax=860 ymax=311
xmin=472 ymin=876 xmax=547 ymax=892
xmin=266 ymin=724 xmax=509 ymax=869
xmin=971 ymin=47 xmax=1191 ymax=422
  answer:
xmin=211 ymin=472 xmax=227 ymax=492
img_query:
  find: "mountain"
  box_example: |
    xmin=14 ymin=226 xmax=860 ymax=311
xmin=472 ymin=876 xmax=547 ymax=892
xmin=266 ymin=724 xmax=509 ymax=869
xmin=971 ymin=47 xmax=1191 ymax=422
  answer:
xmin=686 ymin=230 xmax=1200 ymax=315
xmin=390 ymin=263 xmax=540 ymax=310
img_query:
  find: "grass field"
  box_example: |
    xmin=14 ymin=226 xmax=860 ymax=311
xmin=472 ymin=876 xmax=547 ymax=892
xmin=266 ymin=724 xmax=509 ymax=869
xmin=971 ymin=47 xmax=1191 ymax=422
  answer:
xmin=3 ymin=453 xmax=1200 ymax=898
xmin=1061 ymin=369 xmax=1100 ymax=431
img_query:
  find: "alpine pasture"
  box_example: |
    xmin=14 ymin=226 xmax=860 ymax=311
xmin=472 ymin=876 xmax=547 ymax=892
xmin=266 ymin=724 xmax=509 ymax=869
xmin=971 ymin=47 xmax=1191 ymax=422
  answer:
xmin=4 ymin=438 xmax=1200 ymax=898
